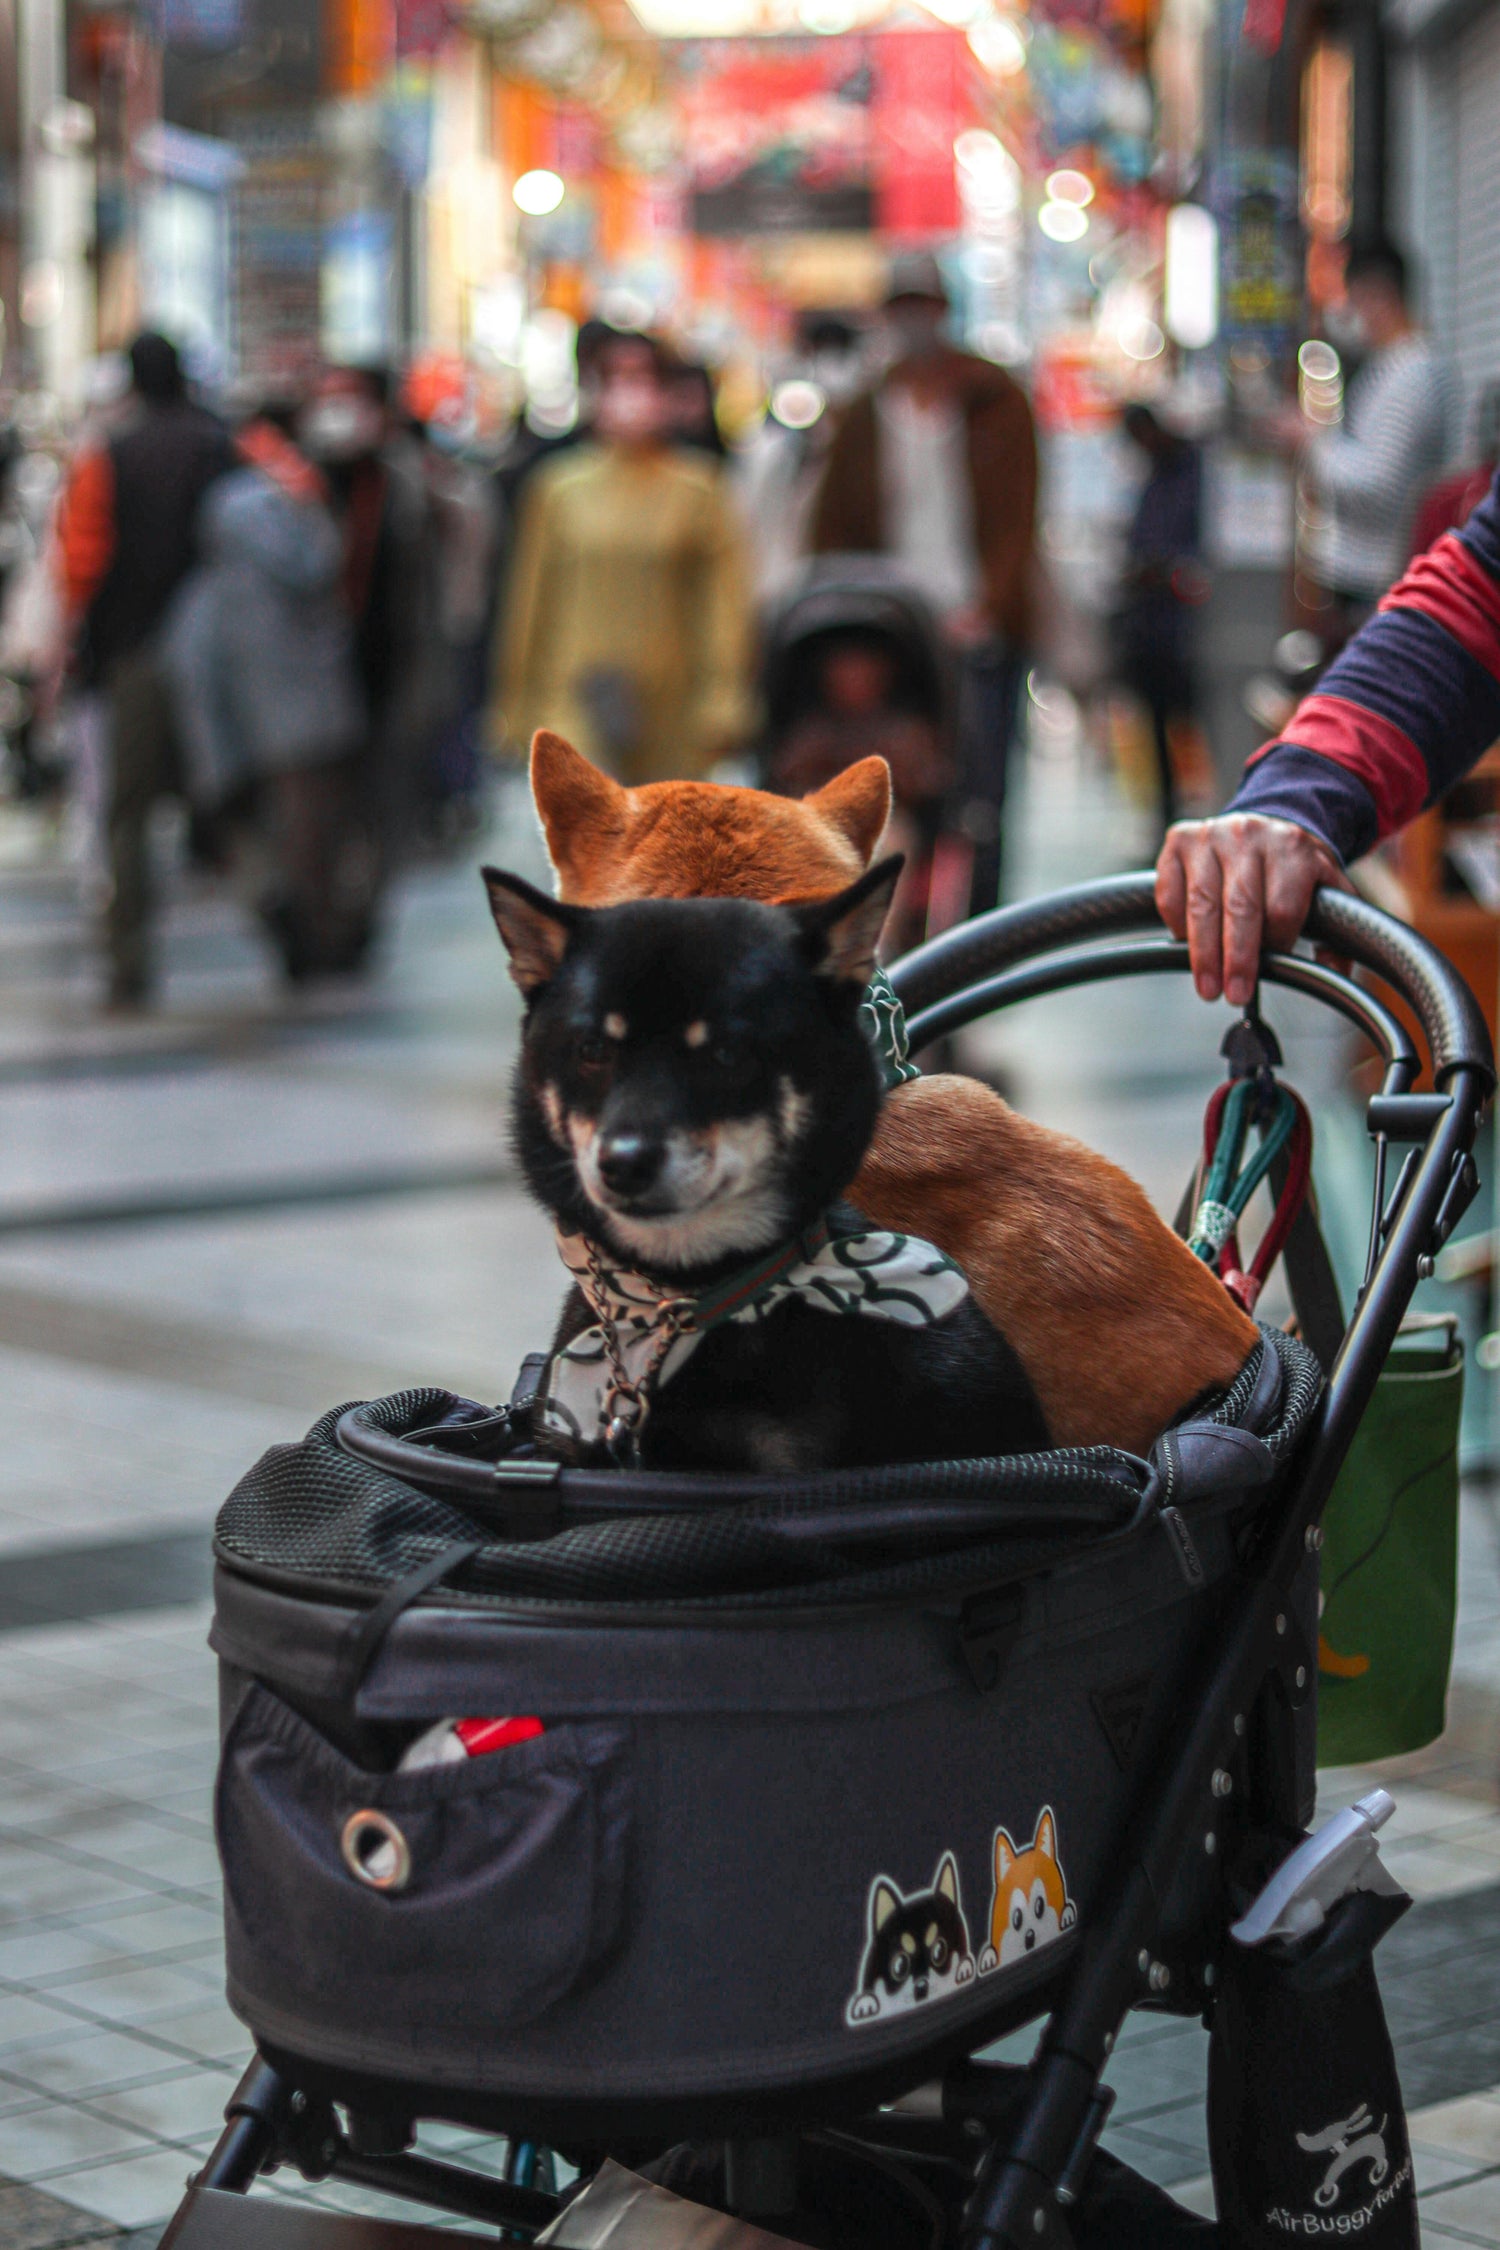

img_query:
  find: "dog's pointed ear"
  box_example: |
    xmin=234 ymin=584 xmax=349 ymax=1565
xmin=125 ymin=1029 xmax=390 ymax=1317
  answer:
xmin=530 ymin=731 xmax=629 ymax=899
xmin=481 ymin=866 xmax=581 ymax=994
xmin=805 ymin=757 xmax=893 ymax=866
xmin=792 ymin=854 xmax=903 ymax=987
xmin=871 ymin=1880 xmax=902 ymax=1936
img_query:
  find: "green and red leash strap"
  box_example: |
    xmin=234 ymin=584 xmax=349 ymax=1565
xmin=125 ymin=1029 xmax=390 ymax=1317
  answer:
xmin=1188 ymin=1074 xmax=1314 ymax=1313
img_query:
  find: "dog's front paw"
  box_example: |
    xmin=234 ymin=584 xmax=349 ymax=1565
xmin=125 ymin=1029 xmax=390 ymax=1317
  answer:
xmin=1061 ymin=1902 xmax=1077 ymax=1931
xmin=978 ymin=1945 xmax=999 ymax=1975
xmin=847 ymin=1991 xmax=880 ymax=2024
xmin=955 ymin=1956 xmax=975 ymax=1985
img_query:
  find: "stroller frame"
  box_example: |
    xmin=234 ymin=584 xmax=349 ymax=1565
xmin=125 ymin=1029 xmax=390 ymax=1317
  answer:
xmin=172 ymin=872 xmax=1492 ymax=2250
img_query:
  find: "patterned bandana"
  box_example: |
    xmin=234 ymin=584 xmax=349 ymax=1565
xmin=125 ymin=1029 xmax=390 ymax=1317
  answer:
xmin=860 ymin=966 xmax=922 ymax=1091
xmin=538 ymin=1221 xmax=969 ymax=1457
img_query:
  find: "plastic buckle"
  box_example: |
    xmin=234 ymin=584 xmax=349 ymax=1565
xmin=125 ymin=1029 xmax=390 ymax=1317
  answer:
xmin=489 ymin=1458 xmax=563 ymax=1541
xmin=508 ymin=1351 xmax=552 ymax=1431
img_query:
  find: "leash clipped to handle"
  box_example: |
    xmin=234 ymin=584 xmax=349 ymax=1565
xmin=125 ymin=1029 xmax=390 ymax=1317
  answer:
xmin=1188 ymin=1002 xmax=1315 ymax=1314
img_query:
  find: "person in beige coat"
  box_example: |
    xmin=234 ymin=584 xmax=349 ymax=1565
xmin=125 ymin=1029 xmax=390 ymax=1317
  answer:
xmin=493 ymin=335 xmax=753 ymax=784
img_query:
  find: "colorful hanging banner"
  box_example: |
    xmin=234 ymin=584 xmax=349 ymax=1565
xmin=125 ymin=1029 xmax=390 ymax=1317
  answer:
xmin=680 ymin=36 xmax=876 ymax=237
xmin=873 ymin=29 xmax=963 ymax=240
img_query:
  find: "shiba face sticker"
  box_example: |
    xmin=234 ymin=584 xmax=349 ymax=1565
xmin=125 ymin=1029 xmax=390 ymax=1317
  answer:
xmin=846 ymin=1851 xmax=975 ymax=2027
xmin=980 ymin=1807 xmax=1077 ymax=1974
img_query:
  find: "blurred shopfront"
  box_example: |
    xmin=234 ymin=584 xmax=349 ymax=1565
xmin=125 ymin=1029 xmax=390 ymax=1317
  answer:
xmin=1388 ymin=0 xmax=1500 ymax=453
xmin=0 ymin=0 xmax=1494 ymax=727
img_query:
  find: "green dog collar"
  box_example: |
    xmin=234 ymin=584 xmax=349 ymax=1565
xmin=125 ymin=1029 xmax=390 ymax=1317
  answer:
xmin=860 ymin=967 xmax=921 ymax=1091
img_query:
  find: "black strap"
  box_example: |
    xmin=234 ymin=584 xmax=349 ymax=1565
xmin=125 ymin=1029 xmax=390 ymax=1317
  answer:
xmin=341 ymin=1539 xmax=484 ymax=1699
xmin=508 ymin=1351 xmax=552 ymax=1434
xmin=1270 ymin=1145 xmax=1345 ymax=1373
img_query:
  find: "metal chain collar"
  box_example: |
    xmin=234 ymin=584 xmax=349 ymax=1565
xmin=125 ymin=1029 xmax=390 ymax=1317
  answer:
xmin=578 ymin=1237 xmax=697 ymax=1466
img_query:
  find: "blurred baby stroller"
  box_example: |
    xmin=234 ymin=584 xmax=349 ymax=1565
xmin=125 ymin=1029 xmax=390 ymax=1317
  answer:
xmin=760 ymin=556 xmax=971 ymax=956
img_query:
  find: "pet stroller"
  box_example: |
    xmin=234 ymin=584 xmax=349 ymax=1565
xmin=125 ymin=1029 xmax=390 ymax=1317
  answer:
xmin=759 ymin=558 xmax=967 ymax=952
xmin=172 ymin=873 xmax=1490 ymax=2250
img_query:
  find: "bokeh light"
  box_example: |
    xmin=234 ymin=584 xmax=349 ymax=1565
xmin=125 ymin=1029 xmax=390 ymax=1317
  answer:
xmin=512 ymin=170 xmax=566 ymax=217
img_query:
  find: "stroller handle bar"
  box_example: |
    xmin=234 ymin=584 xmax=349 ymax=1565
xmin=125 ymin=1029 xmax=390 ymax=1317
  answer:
xmin=894 ymin=866 xmax=1492 ymax=1566
xmin=902 ymin=938 xmax=1419 ymax=1073
xmin=889 ymin=872 xmax=1496 ymax=1092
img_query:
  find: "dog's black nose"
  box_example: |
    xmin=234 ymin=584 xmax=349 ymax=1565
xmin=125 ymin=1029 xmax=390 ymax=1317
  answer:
xmin=596 ymin=1130 xmax=663 ymax=1198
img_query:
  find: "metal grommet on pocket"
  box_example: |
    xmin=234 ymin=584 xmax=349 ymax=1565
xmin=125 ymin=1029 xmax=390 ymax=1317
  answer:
xmin=340 ymin=1808 xmax=411 ymax=1892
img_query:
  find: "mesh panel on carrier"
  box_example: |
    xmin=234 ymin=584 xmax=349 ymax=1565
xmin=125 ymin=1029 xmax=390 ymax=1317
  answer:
xmin=213 ymin=1328 xmax=1322 ymax=1612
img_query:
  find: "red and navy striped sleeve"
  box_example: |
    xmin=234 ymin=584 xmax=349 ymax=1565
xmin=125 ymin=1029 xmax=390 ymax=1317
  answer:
xmin=1225 ymin=466 xmax=1500 ymax=862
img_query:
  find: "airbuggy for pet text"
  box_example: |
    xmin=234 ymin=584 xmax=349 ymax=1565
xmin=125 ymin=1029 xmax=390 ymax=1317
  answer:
xmin=173 ymin=875 xmax=1491 ymax=2250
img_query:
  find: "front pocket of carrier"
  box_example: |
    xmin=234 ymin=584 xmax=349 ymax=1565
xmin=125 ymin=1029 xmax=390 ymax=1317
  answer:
xmin=217 ymin=1682 xmax=633 ymax=2036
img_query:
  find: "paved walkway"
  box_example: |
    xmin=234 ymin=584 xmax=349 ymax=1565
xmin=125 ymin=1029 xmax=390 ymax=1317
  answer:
xmin=0 ymin=744 xmax=1496 ymax=2243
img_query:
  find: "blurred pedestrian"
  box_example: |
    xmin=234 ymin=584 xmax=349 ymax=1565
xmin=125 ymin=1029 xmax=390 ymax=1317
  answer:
xmin=664 ymin=358 xmax=727 ymax=460
xmin=808 ymin=252 xmax=1037 ymax=914
xmin=1268 ymin=242 xmax=1458 ymax=648
xmin=488 ymin=319 xmax=616 ymax=618
xmin=1113 ymin=404 xmax=1205 ymax=839
xmin=298 ymin=367 xmax=444 ymax=886
xmin=55 ymin=331 xmax=234 ymax=1006
xmin=160 ymin=412 xmax=370 ymax=982
xmin=736 ymin=313 xmax=866 ymax=605
xmin=405 ymin=367 xmax=499 ymax=844
xmin=494 ymin=318 xmax=615 ymax=526
xmin=493 ymin=333 xmax=752 ymax=783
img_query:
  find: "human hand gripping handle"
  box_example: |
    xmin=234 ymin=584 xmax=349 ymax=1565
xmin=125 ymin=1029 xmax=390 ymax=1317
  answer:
xmin=1155 ymin=814 xmax=1353 ymax=1007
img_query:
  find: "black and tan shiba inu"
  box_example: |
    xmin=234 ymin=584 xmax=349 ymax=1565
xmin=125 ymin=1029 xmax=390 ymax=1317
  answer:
xmin=524 ymin=729 xmax=1260 ymax=1456
xmin=483 ymin=858 xmax=1048 ymax=1474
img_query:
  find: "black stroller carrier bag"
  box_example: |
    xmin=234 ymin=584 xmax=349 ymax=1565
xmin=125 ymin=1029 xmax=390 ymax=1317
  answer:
xmin=184 ymin=875 xmax=1493 ymax=2250
xmin=211 ymin=1334 xmax=1318 ymax=2106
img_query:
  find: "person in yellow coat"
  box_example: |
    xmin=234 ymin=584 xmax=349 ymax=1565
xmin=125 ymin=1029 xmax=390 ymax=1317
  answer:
xmin=493 ymin=334 xmax=753 ymax=784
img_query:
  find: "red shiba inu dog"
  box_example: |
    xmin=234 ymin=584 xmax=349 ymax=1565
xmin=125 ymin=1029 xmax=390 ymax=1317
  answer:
xmin=525 ymin=729 xmax=1258 ymax=1456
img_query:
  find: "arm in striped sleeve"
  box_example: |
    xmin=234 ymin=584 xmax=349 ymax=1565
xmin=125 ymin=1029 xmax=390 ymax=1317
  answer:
xmin=1225 ymin=465 xmax=1500 ymax=863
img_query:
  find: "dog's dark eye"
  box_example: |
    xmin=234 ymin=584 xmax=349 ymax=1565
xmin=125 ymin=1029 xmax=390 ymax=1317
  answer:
xmin=930 ymin=1938 xmax=948 ymax=1969
xmin=575 ymin=1035 xmax=612 ymax=1071
xmin=711 ymin=1040 xmax=746 ymax=1074
xmin=888 ymin=1953 xmax=908 ymax=1982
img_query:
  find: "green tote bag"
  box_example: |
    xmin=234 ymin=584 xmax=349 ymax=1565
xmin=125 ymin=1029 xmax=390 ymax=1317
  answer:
xmin=1316 ymin=1312 xmax=1464 ymax=1769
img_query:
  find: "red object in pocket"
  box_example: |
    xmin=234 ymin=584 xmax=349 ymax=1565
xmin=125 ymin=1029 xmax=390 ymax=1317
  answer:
xmin=454 ymin=1716 xmax=546 ymax=1755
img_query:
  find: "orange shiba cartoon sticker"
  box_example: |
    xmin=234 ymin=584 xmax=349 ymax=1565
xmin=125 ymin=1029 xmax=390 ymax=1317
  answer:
xmin=979 ymin=1806 xmax=1077 ymax=1974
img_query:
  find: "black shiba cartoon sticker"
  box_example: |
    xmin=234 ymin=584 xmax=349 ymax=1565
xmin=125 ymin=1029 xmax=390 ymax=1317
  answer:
xmin=978 ymin=1806 xmax=1077 ymax=1974
xmin=845 ymin=1851 xmax=975 ymax=2027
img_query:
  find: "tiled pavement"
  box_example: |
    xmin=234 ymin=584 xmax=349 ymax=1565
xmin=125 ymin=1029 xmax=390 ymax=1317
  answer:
xmin=1 ymin=752 xmax=1499 ymax=2241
